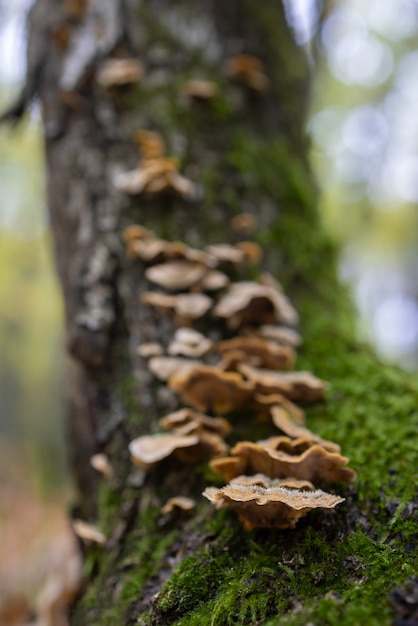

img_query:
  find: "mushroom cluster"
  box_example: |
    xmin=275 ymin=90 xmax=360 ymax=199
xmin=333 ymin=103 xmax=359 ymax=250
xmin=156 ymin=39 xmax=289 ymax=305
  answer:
xmin=123 ymin=220 xmax=356 ymax=530
xmin=114 ymin=130 xmax=197 ymax=200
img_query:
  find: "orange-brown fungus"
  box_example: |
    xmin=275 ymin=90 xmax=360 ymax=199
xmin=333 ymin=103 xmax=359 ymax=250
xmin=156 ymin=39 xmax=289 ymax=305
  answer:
xmin=254 ymin=393 xmax=306 ymax=425
xmin=270 ymin=406 xmax=340 ymax=453
xmin=181 ymin=79 xmax=219 ymax=100
xmin=129 ymin=433 xmax=199 ymax=468
xmin=168 ymin=328 xmax=213 ymax=358
xmin=161 ymin=496 xmax=197 ymax=515
xmin=169 ymin=365 xmax=255 ymax=414
xmin=213 ymin=281 xmax=299 ymax=328
xmin=145 ymin=261 xmax=207 ymax=291
xmin=203 ymin=475 xmax=344 ymax=530
xmin=217 ymin=336 xmax=296 ymax=370
xmin=148 ymin=356 xmax=202 ymax=382
xmin=96 ymin=58 xmax=143 ymax=88
xmin=230 ymin=212 xmax=257 ymax=234
xmin=159 ymin=408 xmax=231 ymax=437
xmin=235 ymin=241 xmax=263 ymax=265
xmin=239 ymin=364 xmax=327 ymax=403
xmin=225 ymin=54 xmax=270 ymax=93
xmin=210 ymin=437 xmax=356 ymax=484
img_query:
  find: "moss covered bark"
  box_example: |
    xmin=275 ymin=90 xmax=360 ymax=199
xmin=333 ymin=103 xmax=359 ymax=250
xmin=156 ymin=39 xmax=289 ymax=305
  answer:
xmin=21 ymin=0 xmax=418 ymax=623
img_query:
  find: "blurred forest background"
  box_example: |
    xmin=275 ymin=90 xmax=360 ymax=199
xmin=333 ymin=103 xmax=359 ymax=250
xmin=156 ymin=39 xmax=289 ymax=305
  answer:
xmin=0 ymin=0 xmax=418 ymax=596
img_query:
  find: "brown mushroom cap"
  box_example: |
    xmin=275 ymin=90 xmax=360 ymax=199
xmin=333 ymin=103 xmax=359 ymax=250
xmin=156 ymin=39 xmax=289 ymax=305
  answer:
xmin=141 ymin=292 xmax=212 ymax=321
xmin=225 ymin=55 xmax=270 ymax=93
xmin=213 ymin=281 xmax=299 ymax=328
xmin=148 ymin=356 xmax=202 ymax=381
xmin=258 ymin=325 xmax=302 ymax=347
xmin=199 ymin=270 xmax=230 ymax=292
xmin=161 ymin=496 xmax=197 ymax=515
xmin=145 ymin=261 xmax=207 ymax=291
xmin=90 ymin=454 xmax=113 ymax=479
xmin=159 ymin=408 xmax=232 ymax=437
xmin=72 ymin=520 xmax=106 ymax=545
xmin=169 ymin=365 xmax=255 ymax=414
xmin=235 ymin=241 xmax=263 ymax=265
xmin=122 ymin=224 xmax=155 ymax=242
xmin=210 ymin=437 xmax=356 ymax=484
xmin=254 ymin=393 xmax=306 ymax=425
xmin=217 ymin=336 xmax=296 ymax=370
xmin=129 ymin=433 xmax=199 ymax=467
xmin=231 ymin=213 xmax=257 ymax=234
xmin=134 ymin=130 xmax=166 ymax=160
xmin=205 ymin=244 xmax=245 ymax=265
xmin=181 ymin=79 xmax=219 ymax=100
xmin=239 ymin=364 xmax=327 ymax=403
xmin=137 ymin=342 xmax=164 ymax=358
xmin=97 ymin=58 xmax=143 ymax=87
xmin=168 ymin=328 xmax=213 ymax=358
xmin=270 ymin=406 xmax=341 ymax=453
xmin=128 ymin=238 xmax=168 ymax=263
xmin=203 ymin=479 xmax=344 ymax=530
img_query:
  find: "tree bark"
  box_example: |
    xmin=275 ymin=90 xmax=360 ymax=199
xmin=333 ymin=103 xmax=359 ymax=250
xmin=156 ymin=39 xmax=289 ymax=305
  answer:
xmin=21 ymin=1 xmax=418 ymax=624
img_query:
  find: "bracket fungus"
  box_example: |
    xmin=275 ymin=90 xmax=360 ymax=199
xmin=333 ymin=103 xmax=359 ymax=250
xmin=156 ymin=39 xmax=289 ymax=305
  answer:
xmin=238 ymin=364 xmax=327 ymax=403
xmin=169 ymin=365 xmax=255 ymax=414
xmin=203 ymin=476 xmax=344 ymax=530
xmin=210 ymin=437 xmax=356 ymax=485
xmin=181 ymin=79 xmax=219 ymax=100
xmin=225 ymin=54 xmax=271 ymax=93
xmin=114 ymin=130 xmax=196 ymax=200
xmin=217 ymin=336 xmax=296 ymax=370
xmin=159 ymin=408 xmax=231 ymax=438
xmin=123 ymin=221 xmax=356 ymax=532
xmin=129 ymin=433 xmax=200 ymax=468
xmin=72 ymin=520 xmax=106 ymax=546
xmin=161 ymin=496 xmax=197 ymax=515
xmin=270 ymin=406 xmax=340 ymax=453
xmin=96 ymin=58 xmax=143 ymax=88
xmin=168 ymin=328 xmax=213 ymax=358
xmin=213 ymin=281 xmax=299 ymax=328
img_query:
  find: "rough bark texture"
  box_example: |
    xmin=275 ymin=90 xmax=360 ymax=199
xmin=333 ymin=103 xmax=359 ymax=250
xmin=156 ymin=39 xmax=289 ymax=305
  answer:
xmin=20 ymin=0 xmax=418 ymax=624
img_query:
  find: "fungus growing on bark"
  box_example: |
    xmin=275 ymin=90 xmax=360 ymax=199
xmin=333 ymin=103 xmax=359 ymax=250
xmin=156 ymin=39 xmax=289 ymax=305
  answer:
xmin=137 ymin=342 xmax=164 ymax=359
xmin=161 ymin=496 xmax=196 ymax=515
xmin=96 ymin=58 xmax=143 ymax=88
xmin=225 ymin=54 xmax=270 ymax=92
xmin=72 ymin=520 xmax=106 ymax=545
xmin=145 ymin=261 xmax=207 ymax=291
xmin=205 ymin=243 xmax=245 ymax=266
xmin=203 ymin=476 xmax=344 ymax=530
xmin=159 ymin=408 xmax=231 ymax=437
xmin=231 ymin=212 xmax=257 ymax=235
xmin=270 ymin=406 xmax=341 ymax=452
xmin=257 ymin=324 xmax=302 ymax=347
xmin=254 ymin=393 xmax=306 ymax=425
xmin=168 ymin=328 xmax=213 ymax=358
xmin=213 ymin=281 xmax=299 ymax=328
xmin=129 ymin=424 xmax=227 ymax=468
xmin=148 ymin=356 xmax=202 ymax=382
xmin=239 ymin=363 xmax=327 ymax=403
xmin=90 ymin=453 xmax=113 ymax=479
xmin=235 ymin=241 xmax=263 ymax=265
xmin=169 ymin=365 xmax=255 ymax=414
xmin=129 ymin=433 xmax=199 ymax=468
xmin=210 ymin=437 xmax=356 ymax=484
xmin=134 ymin=130 xmax=166 ymax=160
xmin=217 ymin=336 xmax=296 ymax=370
xmin=141 ymin=291 xmax=213 ymax=323
xmin=181 ymin=79 xmax=219 ymax=100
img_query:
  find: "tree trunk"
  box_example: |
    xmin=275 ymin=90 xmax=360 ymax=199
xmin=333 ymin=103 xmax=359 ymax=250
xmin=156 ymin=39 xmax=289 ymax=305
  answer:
xmin=21 ymin=1 xmax=418 ymax=624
